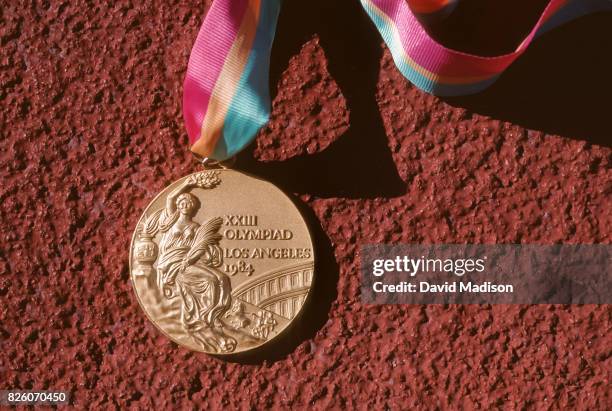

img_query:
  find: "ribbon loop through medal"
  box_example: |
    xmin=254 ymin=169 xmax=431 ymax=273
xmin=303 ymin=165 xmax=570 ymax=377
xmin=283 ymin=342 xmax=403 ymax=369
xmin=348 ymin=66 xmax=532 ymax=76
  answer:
xmin=183 ymin=0 xmax=612 ymax=161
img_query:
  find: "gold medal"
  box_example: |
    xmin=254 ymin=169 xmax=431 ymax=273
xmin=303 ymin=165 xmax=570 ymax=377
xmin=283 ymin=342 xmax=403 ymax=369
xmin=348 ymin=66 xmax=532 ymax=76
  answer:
xmin=130 ymin=168 xmax=314 ymax=355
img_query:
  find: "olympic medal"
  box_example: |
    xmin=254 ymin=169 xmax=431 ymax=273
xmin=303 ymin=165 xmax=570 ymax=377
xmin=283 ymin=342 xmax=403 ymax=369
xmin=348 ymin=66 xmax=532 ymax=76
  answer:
xmin=130 ymin=169 xmax=314 ymax=355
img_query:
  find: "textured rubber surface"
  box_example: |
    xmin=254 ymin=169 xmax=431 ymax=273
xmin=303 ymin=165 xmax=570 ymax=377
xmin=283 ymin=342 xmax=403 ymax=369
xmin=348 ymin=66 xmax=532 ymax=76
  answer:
xmin=1 ymin=1 xmax=610 ymax=409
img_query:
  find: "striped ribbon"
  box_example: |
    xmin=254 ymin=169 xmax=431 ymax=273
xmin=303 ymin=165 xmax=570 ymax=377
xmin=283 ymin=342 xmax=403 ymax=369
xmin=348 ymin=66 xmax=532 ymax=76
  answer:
xmin=183 ymin=0 xmax=611 ymax=160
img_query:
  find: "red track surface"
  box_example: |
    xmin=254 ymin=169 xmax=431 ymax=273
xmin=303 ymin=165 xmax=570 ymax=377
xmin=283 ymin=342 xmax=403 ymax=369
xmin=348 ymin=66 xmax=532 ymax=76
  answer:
xmin=1 ymin=1 xmax=610 ymax=409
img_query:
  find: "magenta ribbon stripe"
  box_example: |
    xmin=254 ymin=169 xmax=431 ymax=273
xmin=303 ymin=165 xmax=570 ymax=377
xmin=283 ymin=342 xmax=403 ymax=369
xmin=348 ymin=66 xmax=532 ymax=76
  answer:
xmin=183 ymin=0 xmax=250 ymax=148
xmin=183 ymin=0 xmax=612 ymax=160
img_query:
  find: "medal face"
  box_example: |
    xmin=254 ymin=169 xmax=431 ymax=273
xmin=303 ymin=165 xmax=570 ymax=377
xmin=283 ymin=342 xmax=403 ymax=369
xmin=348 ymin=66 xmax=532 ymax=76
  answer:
xmin=130 ymin=169 xmax=314 ymax=355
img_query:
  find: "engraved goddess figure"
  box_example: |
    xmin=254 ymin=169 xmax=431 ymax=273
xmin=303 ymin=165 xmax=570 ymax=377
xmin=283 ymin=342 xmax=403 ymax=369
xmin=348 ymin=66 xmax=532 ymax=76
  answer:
xmin=146 ymin=173 xmax=236 ymax=353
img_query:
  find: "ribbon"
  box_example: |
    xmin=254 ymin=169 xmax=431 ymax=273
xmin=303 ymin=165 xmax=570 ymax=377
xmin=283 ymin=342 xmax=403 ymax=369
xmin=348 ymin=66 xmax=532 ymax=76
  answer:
xmin=183 ymin=0 xmax=612 ymax=160
xmin=407 ymin=0 xmax=458 ymax=24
